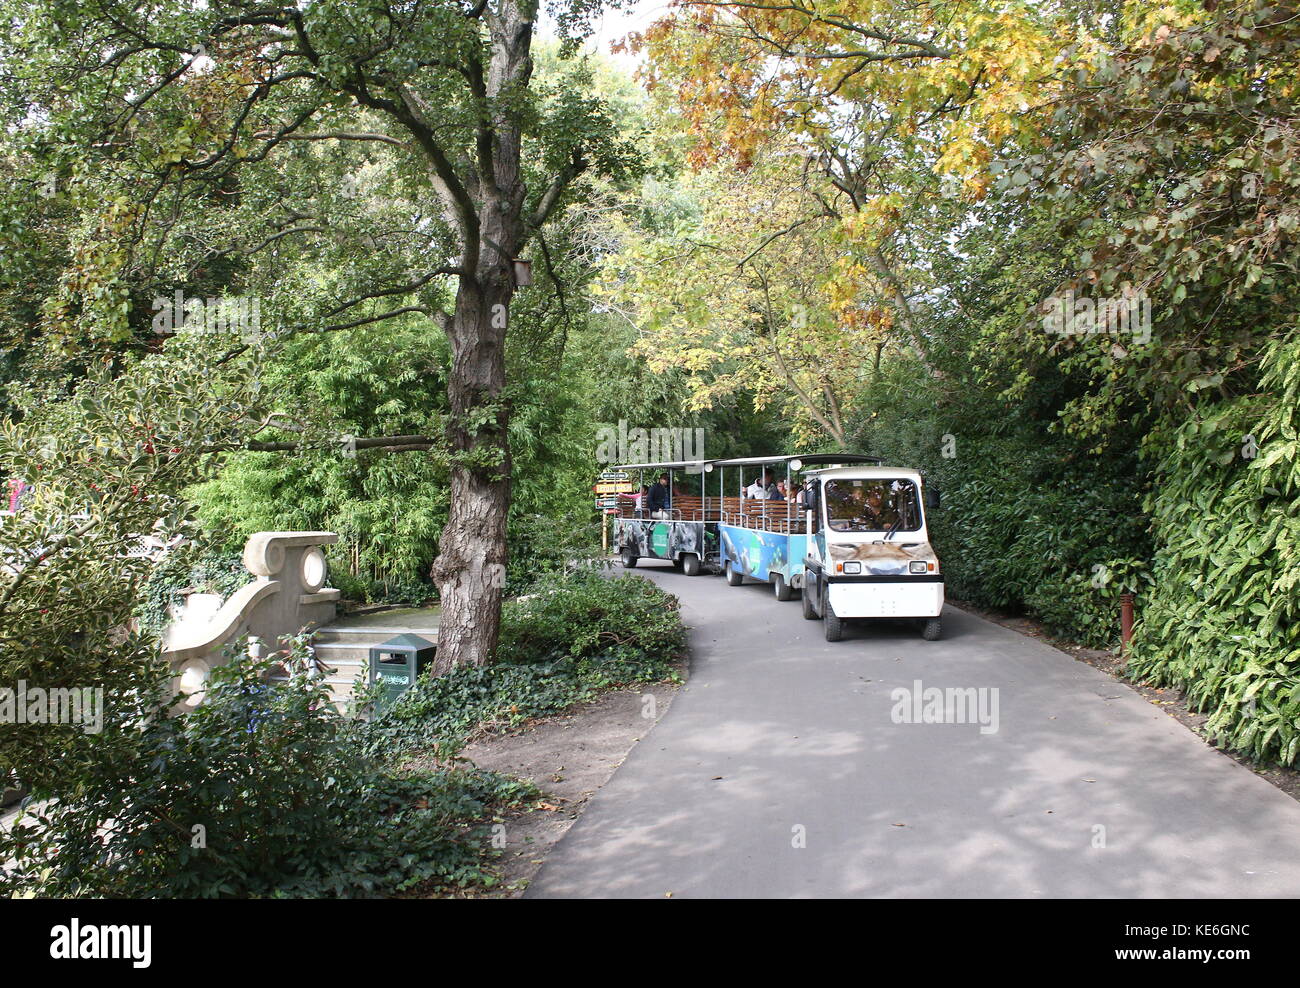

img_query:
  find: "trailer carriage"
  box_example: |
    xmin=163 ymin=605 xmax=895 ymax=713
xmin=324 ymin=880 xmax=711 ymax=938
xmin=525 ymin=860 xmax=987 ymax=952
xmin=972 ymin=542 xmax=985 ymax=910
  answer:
xmin=706 ymin=454 xmax=888 ymax=597
xmin=609 ymin=459 xmax=720 ymax=576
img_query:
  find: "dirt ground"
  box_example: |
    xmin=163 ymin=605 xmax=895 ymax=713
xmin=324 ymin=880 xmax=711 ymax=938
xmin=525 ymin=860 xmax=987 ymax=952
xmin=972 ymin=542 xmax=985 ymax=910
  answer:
xmin=950 ymin=599 xmax=1300 ymax=803
xmin=458 ymin=680 xmax=681 ymax=897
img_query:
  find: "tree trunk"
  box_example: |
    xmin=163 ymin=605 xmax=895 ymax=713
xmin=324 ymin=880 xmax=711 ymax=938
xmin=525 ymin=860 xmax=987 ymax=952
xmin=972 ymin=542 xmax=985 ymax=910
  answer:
xmin=430 ymin=0 xmax=535 ymax=672
xmin=431 ymin=275 xmax=513 ymax=672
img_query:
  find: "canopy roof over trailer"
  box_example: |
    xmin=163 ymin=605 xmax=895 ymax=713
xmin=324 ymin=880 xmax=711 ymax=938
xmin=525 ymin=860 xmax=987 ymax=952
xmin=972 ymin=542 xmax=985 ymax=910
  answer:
xmin=612 ymin=460 xmax=710 ymax=471
xmin=705 ymin=454 xmax=884 ymax=470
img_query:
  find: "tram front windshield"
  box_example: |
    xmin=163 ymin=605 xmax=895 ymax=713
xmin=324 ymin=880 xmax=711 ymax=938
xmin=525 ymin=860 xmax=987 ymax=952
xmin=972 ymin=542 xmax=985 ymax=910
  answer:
xmin=823 ymin=479 xmax=921 ymax=534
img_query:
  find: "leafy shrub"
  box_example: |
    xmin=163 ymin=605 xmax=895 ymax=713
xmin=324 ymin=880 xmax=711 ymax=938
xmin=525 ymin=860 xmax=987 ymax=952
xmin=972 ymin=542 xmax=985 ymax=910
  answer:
xmin=362 ymin=571 xmax=687 ymax=758
xmin=1023 ymin=556 xmax=1152 ymax=647
xmin=934 ymin=466 xmax=1152 ymax=647
xmin=327 ymin=567 xmax=437 ymax=606
xmin=0 ymin=643 xmax=535 ymax=898
xmin=504 ymin=508 xmax=606 ymax=593
xmin=1127 ymin=338 xmax=1300 ymax=766
xmin=497 ymin=569 xmax=688 ymax=663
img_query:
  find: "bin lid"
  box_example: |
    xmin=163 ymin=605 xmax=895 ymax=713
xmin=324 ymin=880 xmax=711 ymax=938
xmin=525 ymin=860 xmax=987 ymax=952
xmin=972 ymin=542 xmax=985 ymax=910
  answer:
xmin=372 ymin=633 xmax=436 ymax=653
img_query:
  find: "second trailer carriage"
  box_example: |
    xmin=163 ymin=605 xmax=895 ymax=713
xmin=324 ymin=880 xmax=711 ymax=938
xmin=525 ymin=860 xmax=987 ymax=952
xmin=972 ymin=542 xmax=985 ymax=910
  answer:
xmin=609 ymin=459 xmax=720 ymax=576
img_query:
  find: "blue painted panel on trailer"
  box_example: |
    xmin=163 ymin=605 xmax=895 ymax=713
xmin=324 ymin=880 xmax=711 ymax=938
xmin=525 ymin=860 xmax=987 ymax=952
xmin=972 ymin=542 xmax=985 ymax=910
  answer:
xmin=787 ymin=534 xmax=808 ymax=576
xmin=719 ymin=524 xmax=804 ymax=581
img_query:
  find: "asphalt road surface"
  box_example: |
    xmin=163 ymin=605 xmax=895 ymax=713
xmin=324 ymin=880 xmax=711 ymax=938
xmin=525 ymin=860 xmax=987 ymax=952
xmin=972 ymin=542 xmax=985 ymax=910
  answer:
xmin=527 ymin=562 xmax=1300 ymax=898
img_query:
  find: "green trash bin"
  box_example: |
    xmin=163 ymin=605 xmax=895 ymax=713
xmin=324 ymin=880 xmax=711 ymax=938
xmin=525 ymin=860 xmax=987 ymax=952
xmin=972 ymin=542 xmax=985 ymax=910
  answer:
xmin=369 ymin=634 xmax=436 ymax=707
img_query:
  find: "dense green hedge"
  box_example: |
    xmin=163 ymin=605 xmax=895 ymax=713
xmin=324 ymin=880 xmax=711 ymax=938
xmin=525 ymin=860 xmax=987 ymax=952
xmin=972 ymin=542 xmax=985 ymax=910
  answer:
xmin=1127 ymin=339 xmax=1300 ymax=766
xmin=929 ymin=452 xmax=1152 ymax=648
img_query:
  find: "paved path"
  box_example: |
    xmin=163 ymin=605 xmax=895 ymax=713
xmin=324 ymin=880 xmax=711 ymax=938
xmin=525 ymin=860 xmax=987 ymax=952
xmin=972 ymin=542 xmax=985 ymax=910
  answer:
xmin=528 ymin=563 xmax=1300 ymax=898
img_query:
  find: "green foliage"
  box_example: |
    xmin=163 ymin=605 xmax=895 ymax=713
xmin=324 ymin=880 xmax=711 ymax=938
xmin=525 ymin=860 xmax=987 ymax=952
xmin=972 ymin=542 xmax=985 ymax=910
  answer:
xmin=136 ymin=544 xmax=249 ymax=638
xmin=188 ymin=319 xmax=449 ymax=598
xmin=0 ymin=337 xmax=268 ymax=790
xmin=362 ymin=571 xmax=686 ymax=758
xmin=0 ymin=642 xmax=536 ymax=898
xmin=1127 ymin=336 xmax=1300 ymax=766
xmin=497 ymin=568 xmax=688 ymax=663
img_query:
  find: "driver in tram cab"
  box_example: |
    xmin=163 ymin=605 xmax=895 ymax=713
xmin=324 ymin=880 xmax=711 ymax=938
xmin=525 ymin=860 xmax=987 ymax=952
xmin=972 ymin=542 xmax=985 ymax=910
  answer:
xmin=860 ymin=487 xmax=898 ymax=529
xmin=647 ymin=473 xmax=672 ymax=518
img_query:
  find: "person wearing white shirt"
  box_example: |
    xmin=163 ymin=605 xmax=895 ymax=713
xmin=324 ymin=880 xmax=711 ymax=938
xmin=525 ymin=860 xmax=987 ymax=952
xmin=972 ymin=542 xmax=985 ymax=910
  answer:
xmin=746 ymin=470 xmax=780 ymax=499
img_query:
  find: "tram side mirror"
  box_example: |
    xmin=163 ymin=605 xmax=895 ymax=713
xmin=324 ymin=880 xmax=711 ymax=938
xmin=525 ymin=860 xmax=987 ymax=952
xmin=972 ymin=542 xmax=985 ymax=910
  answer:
xmin=924 ymin=485 xmax=941 ymax=511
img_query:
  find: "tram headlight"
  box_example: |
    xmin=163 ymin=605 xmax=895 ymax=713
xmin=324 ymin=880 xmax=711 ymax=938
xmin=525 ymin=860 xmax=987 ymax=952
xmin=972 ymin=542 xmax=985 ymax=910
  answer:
xmin=909 ymin=561 xmax=929 ymax=574
xmin=842 ymin=561 xmax=861 ymax=575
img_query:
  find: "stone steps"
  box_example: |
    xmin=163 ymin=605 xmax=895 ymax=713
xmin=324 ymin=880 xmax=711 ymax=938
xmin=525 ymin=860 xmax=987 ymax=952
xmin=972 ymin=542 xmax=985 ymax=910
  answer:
xmin=308 ymin=621 xmax=440 ymax=708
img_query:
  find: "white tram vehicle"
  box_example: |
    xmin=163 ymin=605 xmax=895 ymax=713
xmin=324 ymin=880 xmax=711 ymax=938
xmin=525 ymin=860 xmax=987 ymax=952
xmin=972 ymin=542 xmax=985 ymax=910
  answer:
xmin=604 ymin=453 xmax=944 ymax=644
xmin=798 ymin=462 xmax=944 ymax=642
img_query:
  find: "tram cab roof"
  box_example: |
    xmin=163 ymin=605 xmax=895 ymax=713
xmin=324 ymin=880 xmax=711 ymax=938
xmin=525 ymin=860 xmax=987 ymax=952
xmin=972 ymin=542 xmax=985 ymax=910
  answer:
xmin=801 ymin=464 xmax=926 ymax=484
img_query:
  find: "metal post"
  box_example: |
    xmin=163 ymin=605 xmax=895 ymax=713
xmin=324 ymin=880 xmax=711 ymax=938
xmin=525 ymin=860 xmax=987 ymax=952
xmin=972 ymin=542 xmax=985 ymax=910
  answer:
xmin=786 ymin=461 xmax=792 ymax=528
xmin=1120 ymin=593 xmax=1135 ymax=656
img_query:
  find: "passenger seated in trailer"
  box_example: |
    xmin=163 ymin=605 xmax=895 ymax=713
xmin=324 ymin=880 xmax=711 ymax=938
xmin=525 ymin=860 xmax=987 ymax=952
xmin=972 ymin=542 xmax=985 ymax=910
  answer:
xmin=630 ymin=484 xmax=649 ymax=517
xmin=646 ymin=473 xmax=672 ymax=518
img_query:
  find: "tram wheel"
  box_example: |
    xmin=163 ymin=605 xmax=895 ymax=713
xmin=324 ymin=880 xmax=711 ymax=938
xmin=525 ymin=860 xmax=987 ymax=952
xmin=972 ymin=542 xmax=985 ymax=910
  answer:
xmin=922 ymin=618 xmax=942 ymax=641
xmin=773 ymin=572 xmax=794 ymax=601
xmin=682 ymin=553 xmax=702 ymax=577
xmin=620 ymin=549 xmax=638 ymax=569
xmin=725 ymin=561 xmax=744 ymax=586
xmin=801 ymin=585 xmax=818 ymax=620
xmin=823 ymin=591 xmax=844 ymax=642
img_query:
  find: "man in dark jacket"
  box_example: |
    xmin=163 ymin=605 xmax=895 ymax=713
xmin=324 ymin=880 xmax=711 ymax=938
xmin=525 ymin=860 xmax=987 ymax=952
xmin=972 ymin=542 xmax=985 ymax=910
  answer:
xmin=646 ymin=473 xmax=671 ymax=517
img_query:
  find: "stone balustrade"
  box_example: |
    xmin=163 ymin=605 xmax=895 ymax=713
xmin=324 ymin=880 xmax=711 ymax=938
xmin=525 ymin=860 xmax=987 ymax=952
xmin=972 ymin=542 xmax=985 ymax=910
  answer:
xmin=161 ymin=532 xmax=341 ymax=709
